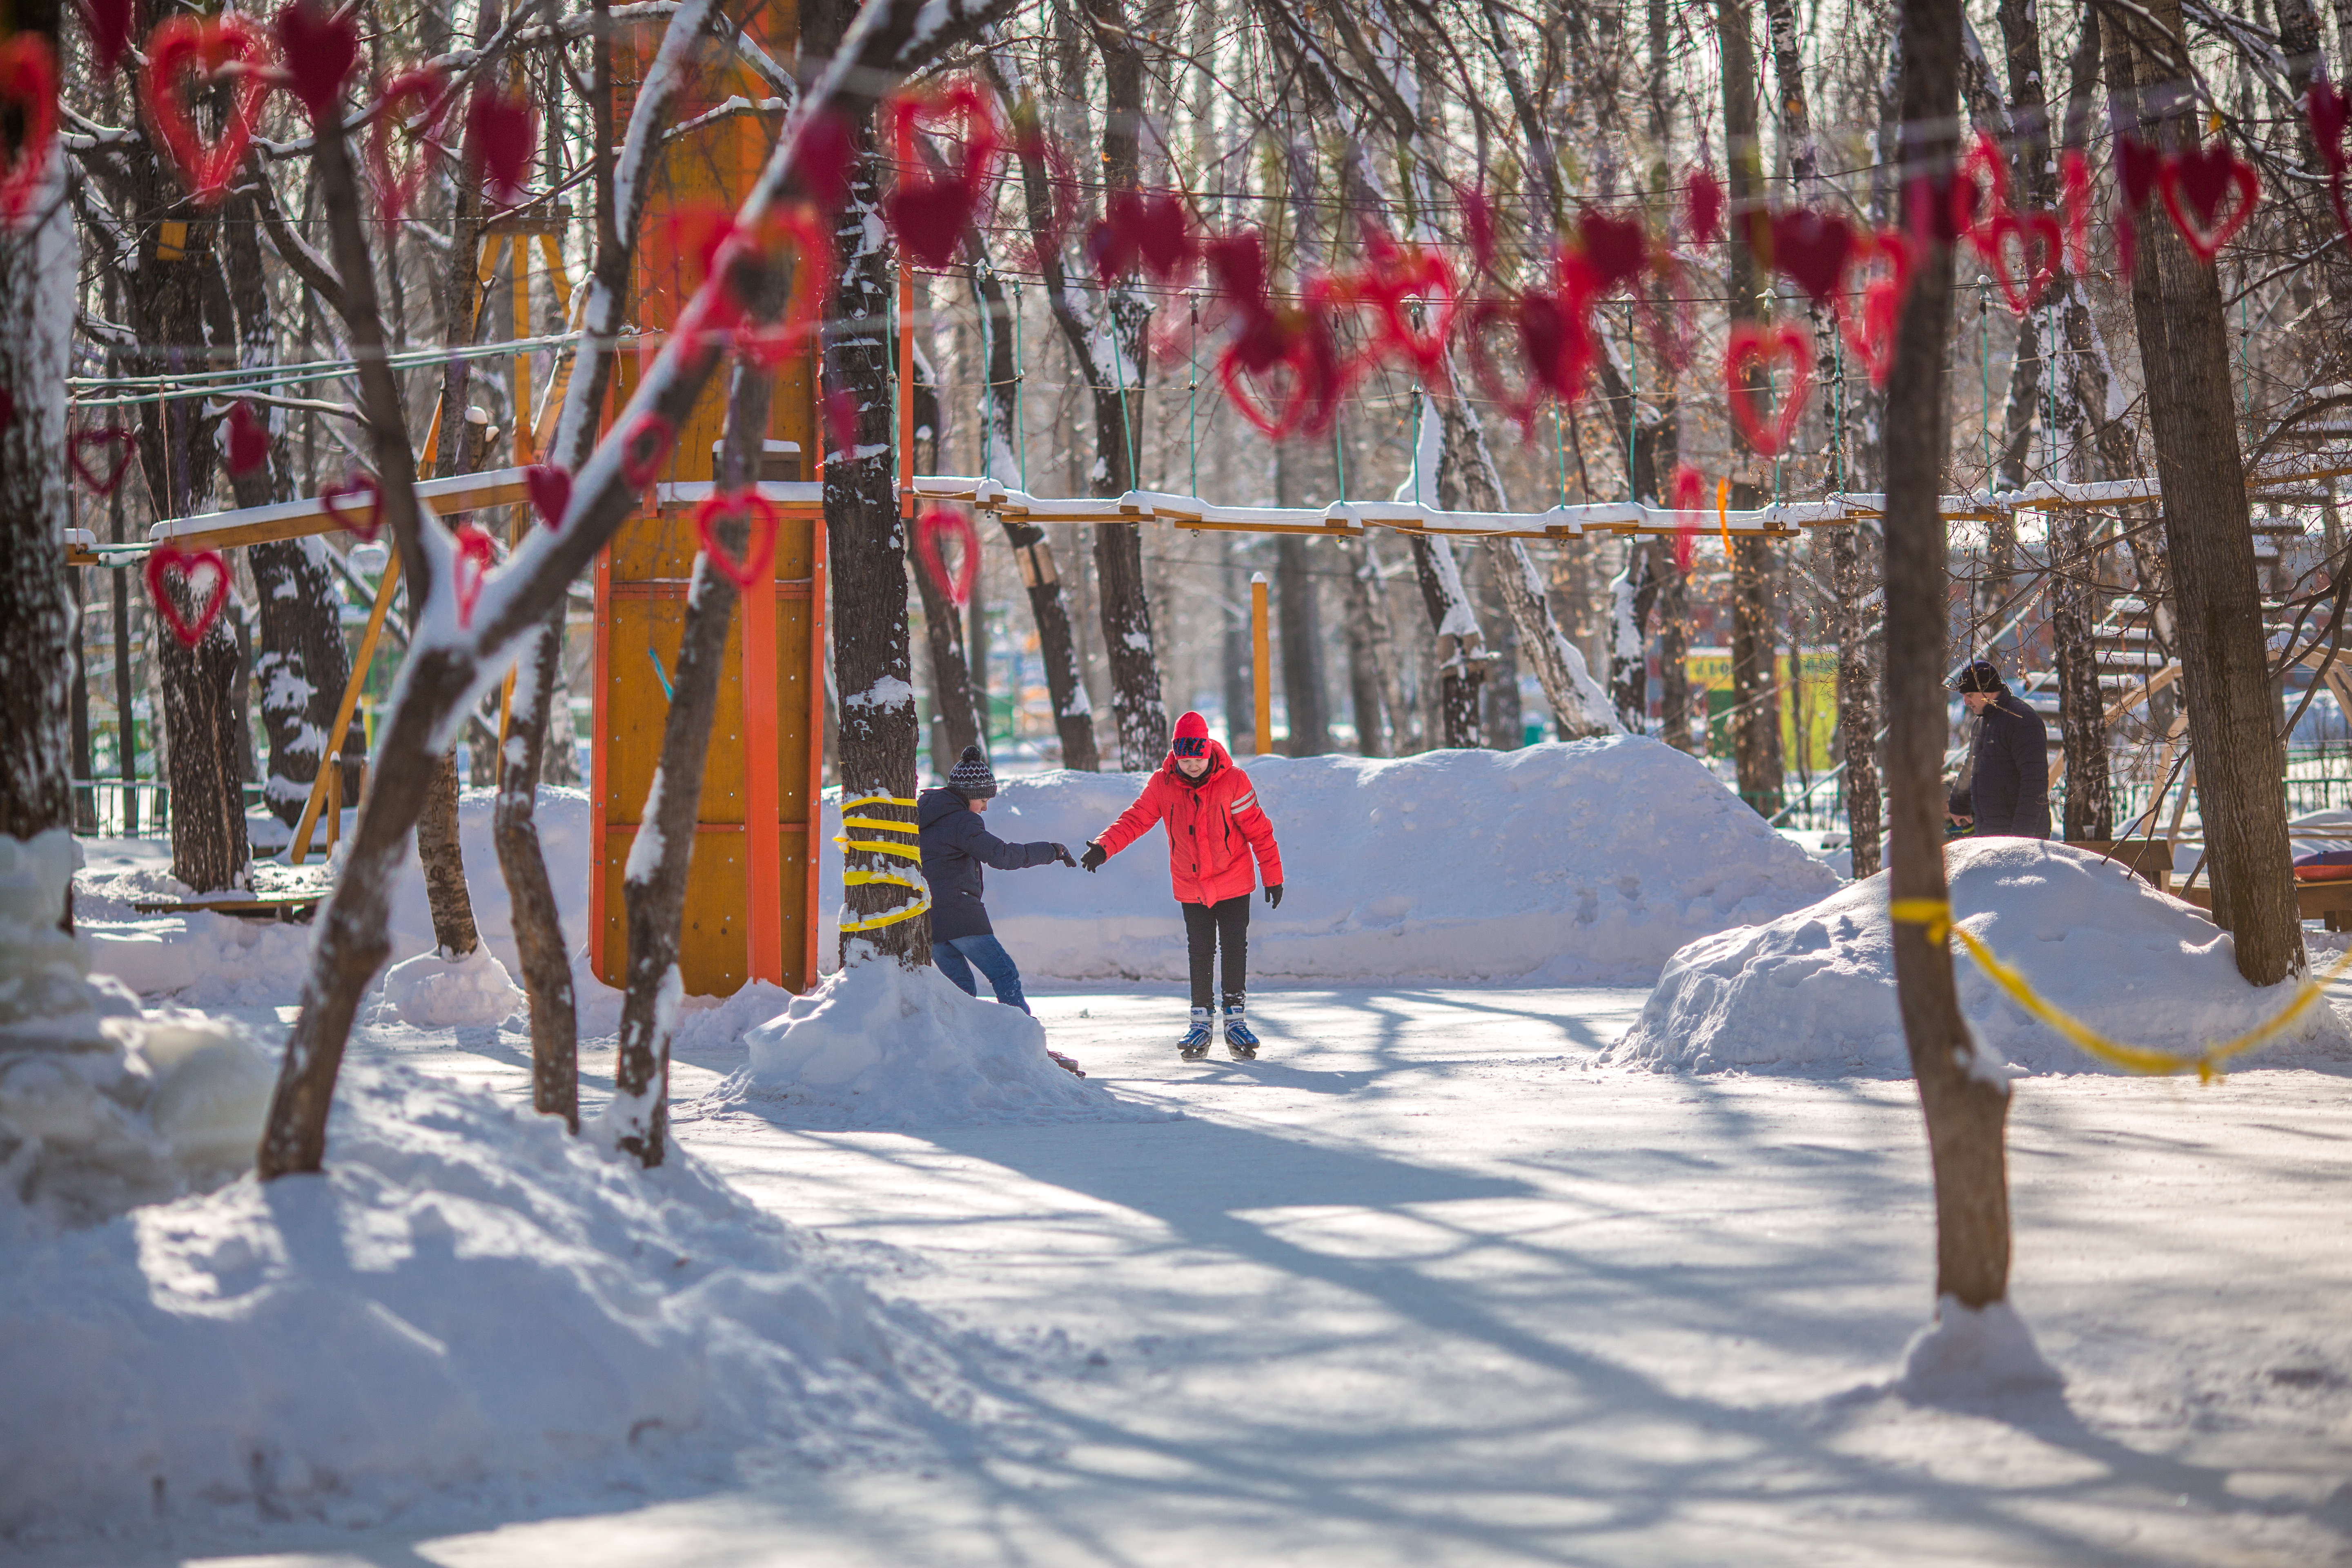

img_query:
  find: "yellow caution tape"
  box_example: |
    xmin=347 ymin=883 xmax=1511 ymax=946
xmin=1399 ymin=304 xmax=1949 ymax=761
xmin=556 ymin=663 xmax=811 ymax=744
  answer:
xmin=841 ymin=793 xmax=918 ymax=811
xmin=840 ymin=816 xmax=921 ymax=834
xmin=837 ymin=838 xmax=922 ymax=857
xmin=834 ymin=795 xmax=929 ymax=932
xmin=1889 ymin=897 xmax=2352 ymax=1082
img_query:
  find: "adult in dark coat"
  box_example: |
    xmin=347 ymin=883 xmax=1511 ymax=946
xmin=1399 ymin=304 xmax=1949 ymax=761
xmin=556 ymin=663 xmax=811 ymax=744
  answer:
xmin=916 ymin=745 xmax=1074 ymax=1011
xmin=1947 ymin=660 xmax=2051 ymax=841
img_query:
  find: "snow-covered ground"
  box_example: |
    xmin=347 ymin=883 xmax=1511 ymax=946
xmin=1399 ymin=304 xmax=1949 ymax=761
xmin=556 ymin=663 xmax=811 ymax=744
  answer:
xmin=12 ymin=976 xmax=2352 ymax=1566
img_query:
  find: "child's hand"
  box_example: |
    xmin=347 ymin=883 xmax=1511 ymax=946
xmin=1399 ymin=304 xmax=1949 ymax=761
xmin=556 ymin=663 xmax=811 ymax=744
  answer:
xmin=1080 ymin=843 xmax=1107 ymax=872
xmin=1053 ymin=843 xmax=1077 ymax=867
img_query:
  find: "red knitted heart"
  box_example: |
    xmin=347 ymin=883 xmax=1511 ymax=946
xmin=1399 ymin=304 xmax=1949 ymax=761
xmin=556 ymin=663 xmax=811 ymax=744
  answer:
xmin=1975 ymin=209 xmax=2063 ymax=315
xmin=272 ymin=0 xmax=359 ymax=121
xmin=1129 ymin=191 xmax=1196 ymax=281
xmin=1216 ymin=328 xmax=1313 ymax=440
xmin=524 ymin=464 xmax=570 ymax=531
xmin=452 ymin=524 xmax=497 ymax=628
xmin=2059 ymin=149 xmax=2094 ymax=277
xmin=1348 ymin=236 xmax=1457 ymax=384
xmin=1460 ymin=182 xmax=1497 ymax=273
xmin=1768 ymin=207 xmax=1855 ymax=307
xmin=622 ymin=413 xmax=675 ymax=488
xmin=145 ymin=542 xmax=230 ymax=648
xmin=0 ymin=36 xmax=57 ymax=226
xmin=1576 ymin=208 xmax=1650 ymax=294
xmin=1685 ymin=167 xmax=1725 ymax=245
xmin=465 ymin=87 xmax=536 ymax=204
xmin=1958 ymin=129 xmax=2010 ymax=238
xmin=226 ymin=401 xmax=270 ymax=476
xmin=321 ymin=472 xmax=383 ymax=541
xmin=69 ymin=427 xmax=135 ymax=497
xmin=2158 ymin=141 xmax=2261 ymax=262
xmin=884 ymin=80 xmax=999 ymax=269
xmin=79 ymin=0 xmax=134 ymax=76
xmin=1723 ymin=321 xmax=1812 ymax=459
xmin=729 ymin=203 xmax=834 ymax=369
xmin=2114 ymin=136 xmax=2164 ymax=275
xmin=1518 ymin=287 xmax=1594 ymax=406
xmin=915 ymin=507 xmax=980 ymax=607
xmin=369 ymin=68 xmax=448 ymax=230
xmin=695 ymin=490 xmax=780 ymax=589
xmin=140 ymin=15 xmax=272 ymax=206
xmin=1670 ymin=463 xmax=1707 ymax=572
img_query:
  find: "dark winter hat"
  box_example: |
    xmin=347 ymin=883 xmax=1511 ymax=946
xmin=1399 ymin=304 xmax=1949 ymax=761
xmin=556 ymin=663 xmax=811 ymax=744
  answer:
xmin=949 ymin=744 xmax=997 ymax=799
xmin=1952 ymin=659 xmax=2005 ymax=694
xmin=1172 ymin=710 xmax=1212 ymax=759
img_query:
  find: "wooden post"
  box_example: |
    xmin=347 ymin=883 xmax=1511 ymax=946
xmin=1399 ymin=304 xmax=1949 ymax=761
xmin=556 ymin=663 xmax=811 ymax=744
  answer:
xmin=325 ymin=760 xmax=341 ymax=854
xmin=290 ymin=551 xmax=399 ymax=864
xmin=1251 ymin=571 xmax=1272 ymax=756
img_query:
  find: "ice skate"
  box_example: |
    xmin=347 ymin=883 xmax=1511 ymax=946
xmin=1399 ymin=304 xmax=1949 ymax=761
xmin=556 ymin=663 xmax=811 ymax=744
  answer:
xmin=1178 ymin=1007 xmax=1214 ymax=1060
xmin=1223 ymin=1000 xmax=1259 ymax=1059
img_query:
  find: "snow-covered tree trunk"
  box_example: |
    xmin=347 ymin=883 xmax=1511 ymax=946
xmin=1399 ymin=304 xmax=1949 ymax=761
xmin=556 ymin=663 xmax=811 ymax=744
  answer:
xmin=1338 ymin=534 xmax=1408 ymax=756
xmin=1884 ymin=0 xmax=2012 ymax=1312
xmin=159 ymin=590 xmax=251 ymax=892
xmin=907 ymin=368 xmax=981 ymax=764
xmin=497 ymin=615 xmax=577 ymax=1130
xmin=969 ymin=260 xmax=1097 ymax=768
xmin=1606 ymin=545 xmax=1659 ymax=735
xmin=0 ymin=125 xmax=75 ymax=860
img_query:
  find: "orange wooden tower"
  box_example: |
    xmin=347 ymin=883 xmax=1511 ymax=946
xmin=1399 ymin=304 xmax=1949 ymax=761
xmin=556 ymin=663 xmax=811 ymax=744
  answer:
xmin=590 ymin=7 xmax=828 ymax=997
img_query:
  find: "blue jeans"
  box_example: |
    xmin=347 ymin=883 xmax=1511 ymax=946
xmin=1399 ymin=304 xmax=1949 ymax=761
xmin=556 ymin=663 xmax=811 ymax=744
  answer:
xmin=933 ymin=933 xmax=1031 ymax=1013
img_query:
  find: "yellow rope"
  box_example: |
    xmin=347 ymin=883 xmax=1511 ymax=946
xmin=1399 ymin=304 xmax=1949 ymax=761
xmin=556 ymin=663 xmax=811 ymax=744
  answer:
xmin=1889 ymin=897 xmax=2352 ymax=1082
xmin=842 ymin=793 xmax=918 ymax=811
xmin=834 ymin=795 xmax=929 ymax=932
xmin=838 ymin=837 xmax=922 ymax=857
xmin=840 ymin=816 xmax=921 ymax=834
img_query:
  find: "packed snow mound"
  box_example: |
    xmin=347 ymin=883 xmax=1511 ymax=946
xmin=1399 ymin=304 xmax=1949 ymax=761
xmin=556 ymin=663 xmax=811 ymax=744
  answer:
xmin=715 ymin=962 xmax=1175 ymax=1129
xmin=821 ymin=739 xmax=1841 ymax=985
xmin=1605 ymin=839 xmax=2352 ymax=1077
xmin=0 ymin=831 xmax=276 ymax=1240
xmin=1895 ymin=1296 xmax=2064 ymax=1403
xmin=379 ymin=945 xmax=525 ymax=1029
xmin=0 ymin=1060 xmax=996 ymax=1537
xmin=74 ymin=788 xmax=594 ymax=1008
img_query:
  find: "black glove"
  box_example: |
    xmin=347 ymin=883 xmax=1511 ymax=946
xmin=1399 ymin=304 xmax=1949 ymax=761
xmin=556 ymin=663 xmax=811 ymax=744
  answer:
xmin=1266 ymin=883 xmax=1283 ymax=908
xmin=1052 ymin=843 xmax=1077 ymax=868
xmin=1080 ymin=843 xmax=1107 ymax=872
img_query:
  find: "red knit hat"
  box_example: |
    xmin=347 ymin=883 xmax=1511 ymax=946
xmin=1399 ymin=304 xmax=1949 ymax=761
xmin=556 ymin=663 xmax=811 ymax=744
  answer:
xmin=1172 ymin=710 xmax=1211 ymax=757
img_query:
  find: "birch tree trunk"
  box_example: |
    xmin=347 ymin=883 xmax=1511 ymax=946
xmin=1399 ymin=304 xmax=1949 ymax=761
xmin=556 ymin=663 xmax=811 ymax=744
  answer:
xmin=1885 ymin=0 xmax=2013 ymax=1312
xmin=1722 ymin=0 xmax=1784 ymax=815
xmin=2111 ymin=0 xmax=2304 ymax=983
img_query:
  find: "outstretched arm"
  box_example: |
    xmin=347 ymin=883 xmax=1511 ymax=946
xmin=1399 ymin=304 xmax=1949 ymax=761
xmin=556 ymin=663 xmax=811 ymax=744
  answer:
xmin=1093 ymin=775 xmax=1169 ymax=858
xmin=941 ymin=811 xmax=1065 ymax=871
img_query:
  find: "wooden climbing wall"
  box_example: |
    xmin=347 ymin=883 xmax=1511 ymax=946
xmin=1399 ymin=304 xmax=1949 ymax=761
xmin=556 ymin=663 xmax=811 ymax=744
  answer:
xmin=590 ymin=0 xmax=826 ymax=997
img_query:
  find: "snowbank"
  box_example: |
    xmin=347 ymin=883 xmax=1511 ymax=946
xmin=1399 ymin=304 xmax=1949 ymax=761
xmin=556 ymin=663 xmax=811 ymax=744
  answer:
xmin=380 ymin=946 xmax=525 ymax=1029
xmin=1605 ymin=839 xmax=2352 ymax=1076
xmin=824 ymin=739 xmax=1841 ymax=986
xmin=0 ymin=832 xmax=277 ymax=1240
xmin=704 ymin=962 xmax=1175 ymax=1129
xmin=0 ymin=1060 xmax=990 ymax=1538
xmin=74 ymin=788 xmax=595 ymax=1009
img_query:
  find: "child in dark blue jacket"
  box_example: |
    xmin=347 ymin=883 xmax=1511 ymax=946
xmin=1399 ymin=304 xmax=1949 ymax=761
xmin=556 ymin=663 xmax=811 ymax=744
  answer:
xmin=916 ymin=746 xmax=1075 ymax=1011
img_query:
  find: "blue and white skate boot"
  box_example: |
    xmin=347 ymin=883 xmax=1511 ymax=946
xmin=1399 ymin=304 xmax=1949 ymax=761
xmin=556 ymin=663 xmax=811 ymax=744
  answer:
xmin=1223 ymin=1000 xmax=1259 ymax=1059
xmin=1178 ymin=1007 xmax=1214 ymax=1060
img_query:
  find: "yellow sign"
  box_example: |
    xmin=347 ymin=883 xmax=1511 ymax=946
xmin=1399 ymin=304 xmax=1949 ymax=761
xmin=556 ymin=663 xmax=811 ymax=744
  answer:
xmin=1685 ymin=647 xmax=1838 ymax=770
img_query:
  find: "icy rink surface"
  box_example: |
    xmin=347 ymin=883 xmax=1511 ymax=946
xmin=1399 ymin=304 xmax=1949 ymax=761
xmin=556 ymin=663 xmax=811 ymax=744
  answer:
xmin=22 ymin=982 xmax=2352 ymax=1568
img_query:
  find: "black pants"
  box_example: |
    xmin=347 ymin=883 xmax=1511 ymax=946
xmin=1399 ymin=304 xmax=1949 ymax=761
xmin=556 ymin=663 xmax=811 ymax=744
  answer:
xmin=1182 ymin=895 xmax=1250 ymax=1010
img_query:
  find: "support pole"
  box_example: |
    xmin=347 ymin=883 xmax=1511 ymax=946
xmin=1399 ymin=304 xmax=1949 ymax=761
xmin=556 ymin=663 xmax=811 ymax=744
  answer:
xmin=1251 ymin=571 xmax=1272 ymax=756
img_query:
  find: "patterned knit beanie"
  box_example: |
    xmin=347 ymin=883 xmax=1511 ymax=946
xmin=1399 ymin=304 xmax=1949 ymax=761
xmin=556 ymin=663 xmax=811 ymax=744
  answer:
xmin=949 ymin=744 xmax=997 ymax=799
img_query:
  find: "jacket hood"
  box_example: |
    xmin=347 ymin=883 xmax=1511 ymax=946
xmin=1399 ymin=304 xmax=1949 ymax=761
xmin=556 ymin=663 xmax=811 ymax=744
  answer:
xmin=1161 ymin=737 xmax=1233 ymax=786
xmin=916 ymin=786 xmax=971 ymax=829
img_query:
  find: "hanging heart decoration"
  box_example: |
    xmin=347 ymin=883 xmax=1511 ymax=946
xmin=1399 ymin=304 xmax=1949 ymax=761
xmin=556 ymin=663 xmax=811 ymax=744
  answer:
xmin=0 ymin=36 xmax=58 ymax=226
xmin=915 ymin=506 xmax=982 ymax=606
xmin=1958 ymin=128 xmax=2010 ymax=243
xmin=225 ymin=399 xmax=270 ymax=475
xmin=1835 ymin=232 xmax=1910 ymax=391
xmin=1576 ymin=208 xmax=1651 ymax=295
xmin=1216 ymin=325 xmax=1314 ymax=441
xmin=1464 ymin=297 xmax=1546 ymax=436
xmin=2059 ymin=148 xmax=2094 ymax=277
xmin=2158 ymin=139 xmax=2261 ymax=263
xmin=524 ymin=463 xmax=571 ymax=531
xmin=2312 ymin=80 xmax=2352 ymax=239
xmin=141 ymin=15 xmax=274 ymax=206
xmin=69 ymin=426 xmax=136 ymax=497
xmin=369 ymin=68 xmax=450 ymax=230
xmin=1974 ymin=209 xmax=2063 ymax=315
xmin=80 ymin=0 xmax=135 ymax=77
xmin=1460 ymin=181 xmax=1498 ymax=274
xmin=695 ymin=489 xmax=781 ymax=589
xmin=145 ymin=542 xmax=231 ymax=648
xmin=823 ymin=385 xmax=860 ymax=463
xmin=1723 ymin=321 xmax=1813 ymax=459
xmin=1670 ymin=463 xmax=1707 ymax=572
xmin=321 ymin=471 xmax=383 ymax=541
xmin=1767 ymin=207 xmax=1856 ymax=307
xmin=793 ymin=107 xmax=858 ymax=213
xmin=1685 ymin=167 xmax=1726 ymax=245
xmin=451 ymin=524 xmax=497 ymax=628
xmin=716 ymin=203 xmax=835 ymax=368
xmin=465 ymin=87 xmax=537 ymax=204
xmin=883 ymin=79 xmax=1000 ymax=270
xmin=1347 ymin=234 xmax=1458 ymax=384
xmin=1519 ymin=285 xmax=1597 ymax=409
xmin=621 ymin=412 xmax=676 ymax=489
xmin=273 ymin=0 xmax=359 ymax=121
xmin=2114 ymin=135 xmax=2163 ymax=274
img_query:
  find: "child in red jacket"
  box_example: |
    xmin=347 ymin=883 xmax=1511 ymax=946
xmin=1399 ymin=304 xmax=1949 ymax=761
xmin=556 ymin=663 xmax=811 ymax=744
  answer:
xmin=1079 ymin=711 xmax=1284 ymax=1060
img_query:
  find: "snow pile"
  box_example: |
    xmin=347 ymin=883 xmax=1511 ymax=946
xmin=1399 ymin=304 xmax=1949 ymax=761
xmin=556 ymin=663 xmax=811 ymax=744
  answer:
xmin=1895 ymin=1297 xmax=2064 ymax=1402
xmin=0 ymin=832 xmax=276 ymax=1240
xmin=714 ymin=961 xmax=1174 ymax=1129
xmin=74 ymin=788 xmax=595 ymax=1007
xmin=379 ymin=946 xmax=525 ymax=1029
xmin=824 ymin=738 xmax=1842 ymax=985
xmin=0 ymin=1060 xmax=999 ymax=1537
xmin=1606 ymin=839 xmax=2352 ymax=1076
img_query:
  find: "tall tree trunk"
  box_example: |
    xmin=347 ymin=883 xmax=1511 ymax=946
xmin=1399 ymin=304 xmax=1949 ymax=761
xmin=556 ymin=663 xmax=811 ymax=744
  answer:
xmin=1224 ymin=539 xmax=1260 ymax=752
xmin=1721 ymin=0 xmax=1785 ymax=815
xmin=160 ymin=586 xmax=252 ymax=892
xmin=2111 ymin=0 xmax=2304 ymax=983
xmin=1608 ymin=544 xmax=1660 ymax=733
xmin=0 ymin=95 xmax=74 ymax=858
xmin=1412 ymin=400 xmax=1490 ymax=748
xmin=826 ymin=67 xmax=930 ymax=965
xmin=1339 ymin=537 xmax=1395 ymax=756
xmin=909 ymin=370 xmax=981 ymax=765
xmin=1886 ymin=0 xmax=2012 ymax=1312
xmin=1475 ymin=547 xmax=1524 ymax=750
xmin=1274 ymin=443 xmax=1331 ymax=755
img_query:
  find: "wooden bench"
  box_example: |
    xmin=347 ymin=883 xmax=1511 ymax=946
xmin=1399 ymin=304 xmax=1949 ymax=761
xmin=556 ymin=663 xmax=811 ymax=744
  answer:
xmin=130 ymin=895 xmax=323 ymax=923
xmin=2064 ymin=838 xmax=2175 ymax=892
xmin=2168 ymin=881 xmax=2352 ymax=931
